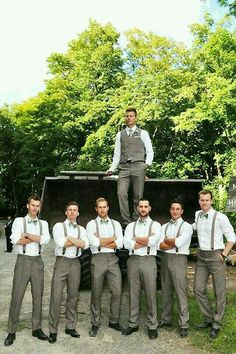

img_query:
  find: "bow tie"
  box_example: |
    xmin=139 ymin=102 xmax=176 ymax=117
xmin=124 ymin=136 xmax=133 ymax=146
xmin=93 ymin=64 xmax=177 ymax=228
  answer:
xmin=139 ymin=219 xmax=147 ymax=225
xmin=100 ymin=219 xmax=109 ymax=224
xmin=28 ymin=219 xmax=38 ymax=224
xmin=169 ymin=220 xmax=178 ymax=226
xmin=200 ymin=212 xmax=208 ymax=219
xmin=69 ymin=222 xmax=77 ymax=228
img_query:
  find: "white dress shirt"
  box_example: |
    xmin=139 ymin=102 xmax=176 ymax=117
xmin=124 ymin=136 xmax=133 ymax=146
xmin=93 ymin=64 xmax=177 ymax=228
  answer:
xmin=86 ymin=217 xmax=123 ymax=254
xmin=10 ymin=215 xmax=50 ymax=256
xmin=109 ymin=125 xmax=154 ymax=172
xmin=193 ymin=207 xmax=236 ymax=251
xmin=53 ymin=219 xmax=88 ymax=258
xmin=159 ymin=217 xmax=193 ymax=255
xmin=124 ymin=217 xmax=161 ymax=256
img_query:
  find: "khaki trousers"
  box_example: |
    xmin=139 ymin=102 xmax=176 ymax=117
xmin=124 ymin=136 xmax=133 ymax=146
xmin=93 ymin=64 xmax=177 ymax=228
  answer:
xmin=127 ymin=255 xmax=157 ymax=329
xmin=49 ymin=256 xmax=81 ymax=333
xmin=90 ymin=253 xmax=122 ymax=326
xmin=161 ymin=253 xmax=189 ymax=328
xmin=193 ymin=250 xmax=226 ymax=329
xmin=8 ymin=254 xmax=44 ymax=333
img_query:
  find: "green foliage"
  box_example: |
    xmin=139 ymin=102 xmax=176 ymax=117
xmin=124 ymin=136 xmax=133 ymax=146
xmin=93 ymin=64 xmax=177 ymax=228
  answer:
xmin=0 ymin=15 xmax=235 ymax=214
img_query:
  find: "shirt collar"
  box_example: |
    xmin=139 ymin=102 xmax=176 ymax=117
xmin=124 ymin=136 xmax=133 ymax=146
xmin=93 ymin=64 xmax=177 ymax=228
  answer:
xmin=170 ymin=217 xmax=182 ymax=225
xmin=126 ymin=125 xmax=137 ymax=134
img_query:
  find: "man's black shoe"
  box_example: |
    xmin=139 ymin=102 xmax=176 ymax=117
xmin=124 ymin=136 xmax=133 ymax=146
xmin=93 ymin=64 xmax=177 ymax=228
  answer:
xmin=180 ymin=328 xmax=188 ymax=337
xmin=122 ymin=326 xmax=139 ymax=336
xmin=48 ymin=333 xmax=57 ymax=344
xmin=65 ymin=329 xmax=80 ymax=338
xmin=148 ymin=329 xmax=158 ymax=339
xmin=109 ymin=322 xmax=123 ymax=332
xmin=4 ymin=333 xmax=15 ymax=346
xmin=196 ymin=322 xmax=212 ymax=330
xmin=32 ymin=329 xmax=48 ymax=341
xmin=158 ymin=321 xmax=172 ymax=328
xmin=89 ymin=325 xmax=98 ymax=337
xmin=210 ymin=328 xmax=220 ymax=339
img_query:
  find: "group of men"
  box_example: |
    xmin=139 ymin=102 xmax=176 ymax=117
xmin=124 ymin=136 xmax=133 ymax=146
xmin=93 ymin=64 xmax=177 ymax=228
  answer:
xmin=4 ymin=107 xmax=236 ymax=347
xmin=4 ymin=191 xmax=235 ymax=347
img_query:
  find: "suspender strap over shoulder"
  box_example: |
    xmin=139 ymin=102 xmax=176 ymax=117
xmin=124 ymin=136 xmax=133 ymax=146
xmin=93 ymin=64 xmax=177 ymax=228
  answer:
xmin=132 ymin=220 xmax=154 ymax=255
xmin=23 ymin=217 xmax=27 ymax=254
xmin=62 ymin=222 xmax=80 ymax=256
xmin=175 ymin=220 xmax=185 ymax=254
xmin=22 ymin=217 xmax=42 ymax=255
xmin=94 ymin=219 xmax=101 ymax=252
xmin=164 ymin=220 xmax=185 ymax=254
xmin=211 ymin=211 xmax=218 ymax=251
xmin=94 ymin=219 xmax=116 ymax=252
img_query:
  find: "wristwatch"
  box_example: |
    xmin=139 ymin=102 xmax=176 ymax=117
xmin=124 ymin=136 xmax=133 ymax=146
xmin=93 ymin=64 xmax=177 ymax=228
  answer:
xmin=221 ymin=252 xmax=227 ymax=261
xmin=25 ymin=233 xmax=29 ymax=239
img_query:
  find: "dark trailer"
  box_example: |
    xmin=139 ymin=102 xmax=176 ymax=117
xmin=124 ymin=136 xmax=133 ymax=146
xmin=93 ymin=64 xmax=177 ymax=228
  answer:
xmin=41 ymin=171 xmax=203 ymax=228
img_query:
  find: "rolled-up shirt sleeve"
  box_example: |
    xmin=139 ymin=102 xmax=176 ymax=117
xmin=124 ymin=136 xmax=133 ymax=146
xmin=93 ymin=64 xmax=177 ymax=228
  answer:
xmin=175 ymin=223 xmax=193 ymax=248
xmin=148 ymin=222 xmax=161 ymax=247
xmin=220 ymin=214 xmax=236 ymax=243
xmin=10 ymin=218 xmax=23 ymax=244
xmin=86 ymin=221 xmax=100 ymax=248
xmin=40 ymin=220 xmax=50 ymax=245
xmin=124 ymin=224 xmax=136 ymax=251
xmin=53 ymin=223 xmax=66 ymax=247
xmin=114 ymin=222 xmax=123 ymax=249
xmin=80 ymin=227 xmax=89 ymax=249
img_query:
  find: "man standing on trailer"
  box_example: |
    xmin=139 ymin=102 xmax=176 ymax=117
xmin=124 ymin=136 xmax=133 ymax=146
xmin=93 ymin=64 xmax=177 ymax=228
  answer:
xmin=107 ymin=108 xmax=154 ymax=228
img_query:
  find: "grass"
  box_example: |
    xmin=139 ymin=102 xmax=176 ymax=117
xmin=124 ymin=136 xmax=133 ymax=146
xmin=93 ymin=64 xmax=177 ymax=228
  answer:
xmin=140 ymin=290 xmax=236 ymax=354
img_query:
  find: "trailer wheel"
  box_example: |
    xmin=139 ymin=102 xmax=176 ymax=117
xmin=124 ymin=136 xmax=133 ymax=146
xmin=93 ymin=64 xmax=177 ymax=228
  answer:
xmin=79 ymin=249 xmax=92 ymax=290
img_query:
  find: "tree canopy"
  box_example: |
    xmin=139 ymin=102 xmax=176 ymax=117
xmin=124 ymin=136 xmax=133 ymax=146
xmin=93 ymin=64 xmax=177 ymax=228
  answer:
xmin=0 ymin=16 xmax=235 ymax=217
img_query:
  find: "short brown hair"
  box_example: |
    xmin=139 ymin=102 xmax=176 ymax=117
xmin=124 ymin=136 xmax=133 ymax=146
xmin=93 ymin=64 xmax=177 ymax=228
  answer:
xmin=66 ymin=201 xmax=79 ymax=210
xmin=27 ymin=194 xmax=41 ymax=204
xmin=95 ymin=197 xmax=109 ymax=208
xmin=170 ymin=199 xmax=184 ymax=209
xmin=138 ymin=198 xmax=150 ymax=206
xmin=198 ymin=189 xmax=213 ymax=199
xmin=125 ymin=107 xmax=137 ymax=116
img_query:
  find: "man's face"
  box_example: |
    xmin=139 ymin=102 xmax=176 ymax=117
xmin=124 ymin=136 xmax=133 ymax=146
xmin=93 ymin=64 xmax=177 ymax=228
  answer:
xmin=170 ymin=203 xmax=183 ymax=221
xmin=65 ymin=204 xmax=79 ymax=222
xmin=27 ymin=199 xmax=41 ymax=218
xmin=125 ymin=111 xmax=136 ymax=128
xmin=96 ymin=201 xmax=109 ymax=219
xmin=199 ymin=193 xmax=212 ymax=213
xmin=137 ymin=200 xmax=151 ymax=218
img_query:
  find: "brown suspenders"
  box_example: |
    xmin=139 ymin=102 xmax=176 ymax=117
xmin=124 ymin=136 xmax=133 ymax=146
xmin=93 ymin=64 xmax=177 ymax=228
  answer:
xmin=164 ymin=220 xmax=185 ymax=254
xmin=62 ymin=222 xmax=81 ymax=256
xmin=22 ymin=217 xmax=42 ymax=255
xmin=94 ymin=219 xmax=116 ymax=252
xmin=132 ymin=220 xmax=154 ymax=255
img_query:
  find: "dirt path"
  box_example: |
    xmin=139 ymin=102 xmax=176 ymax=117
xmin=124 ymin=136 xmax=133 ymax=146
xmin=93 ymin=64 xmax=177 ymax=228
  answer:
xmin=0 ymin=220 xmax=228 ymax=354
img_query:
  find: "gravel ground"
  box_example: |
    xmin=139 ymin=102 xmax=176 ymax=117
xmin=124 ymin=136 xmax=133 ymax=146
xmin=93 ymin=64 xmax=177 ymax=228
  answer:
xmin=0 ymin=221 xmax=217 ymax=354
